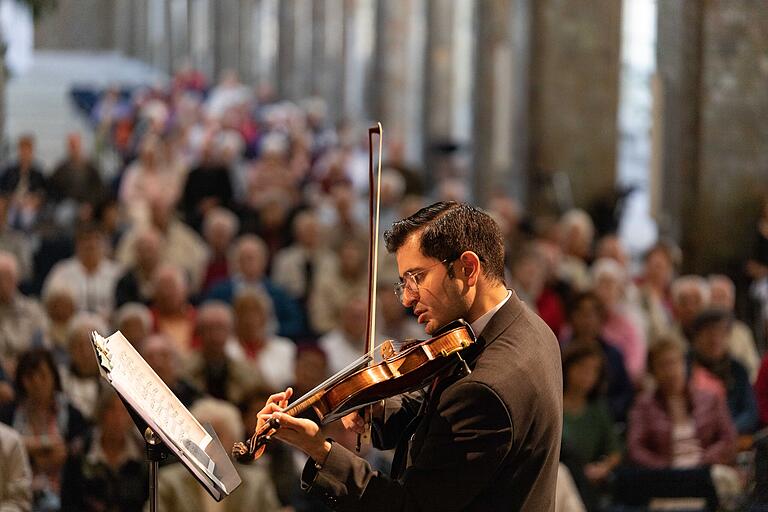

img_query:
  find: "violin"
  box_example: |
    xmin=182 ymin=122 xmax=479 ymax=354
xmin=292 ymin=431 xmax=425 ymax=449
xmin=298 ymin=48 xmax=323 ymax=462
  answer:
xmin=232 ymin=320 xmax=476 ymax=463
xmin=232 ymin=124 xmax=478 ymax=464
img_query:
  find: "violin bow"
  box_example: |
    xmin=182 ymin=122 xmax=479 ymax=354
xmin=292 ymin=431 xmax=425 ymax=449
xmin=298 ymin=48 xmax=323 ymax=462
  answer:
xmin=358 ymin=122 xmax=383 ymax=451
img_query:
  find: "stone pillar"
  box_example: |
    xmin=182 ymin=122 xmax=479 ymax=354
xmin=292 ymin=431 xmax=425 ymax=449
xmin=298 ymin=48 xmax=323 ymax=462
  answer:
xmin=656 ymin=0 xmax=703 ymax=268
xmin=214 ymin=0 xmax=242 ymax=80
xmin=113 ymin=0 xmax=134 ymax=54
xmin=342 ymin=0 xmax=376 ymax=121
xmin=147 ymin=0 xmax=171 ymax=72
xmin=682 ymin=2 xmax=768 ymax=272
xmin=423 ymin=0 xmax=455 ymax=178
xmin=132 ymin=0 xmax=150 ymax=61
xmin=254 ymin=0 xmax=279 ymax=90
xmin=168 ymin=0 xmax=190 ymax=72
xmin=311 ymin=0 xmax=345 ymax=121
xmin=472 ymin=0 xmax=518 ymax=205
xmin=189 ymin=0 xmax=214 ymax=78
xmin=528 ymin=0 xmax=622 ymax=212
xmin=277 ymin=1 xmax=296 ymax=99
xmin=239 ymin=0 xmax=258 ymax=84
xmin=371 ymin=0 xmax=425 ymax=164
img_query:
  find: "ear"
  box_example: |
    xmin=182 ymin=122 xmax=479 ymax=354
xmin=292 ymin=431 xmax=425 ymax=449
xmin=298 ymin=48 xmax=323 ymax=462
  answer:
xmin=458 ymin=251 xmax=481 ymax=286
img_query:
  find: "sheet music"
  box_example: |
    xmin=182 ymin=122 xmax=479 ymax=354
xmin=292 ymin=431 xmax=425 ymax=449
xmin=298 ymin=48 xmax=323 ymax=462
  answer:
xmin=93 ymin=331 xmax=212 ymax=452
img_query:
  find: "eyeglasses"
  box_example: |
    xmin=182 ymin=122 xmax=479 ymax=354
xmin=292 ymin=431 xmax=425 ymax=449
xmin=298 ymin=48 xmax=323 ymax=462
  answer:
xmin=394 ymin=258 xmax=452 ymax=303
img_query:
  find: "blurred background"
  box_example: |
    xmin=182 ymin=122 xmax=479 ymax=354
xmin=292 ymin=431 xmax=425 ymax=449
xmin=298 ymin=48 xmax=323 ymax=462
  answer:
xmin=0 ymin=0 xmax=767 ymax=511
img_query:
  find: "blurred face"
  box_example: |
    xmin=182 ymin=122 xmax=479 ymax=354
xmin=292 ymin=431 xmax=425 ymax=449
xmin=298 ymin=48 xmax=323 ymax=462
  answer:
xmin=118 ymin=315 xmax=149 ymax=350
xmin=206 ymin=221 xmax=234 ymax=254
xmin=234 ymin=298 xmax=267 ymax=339
xmin=46 ymin=293 xmax=76 ymax=323
xmin=570 ymin=298 xmax=603 ymax=340
xmin=198 ymin=310 xmax=232 ymax=356
xmin=135 ymin=232 xmax=161 ymax=271
xmin=594 ymin=274 xmax=623 ymax=309
xmin=153 ymin=270 xmax=187 ymax=309
xmin=652 ymin=348 xmax=686 ymax=396
xmin=101 ymin=395 xmax=132 ymax=436
xmin=512 ymin=256 xmax=545 ymax=299
xmin=340 ymin=299 xmax=369 ymax=340
xmin=67 ymin=134 xmax=82 ymax=158
xmin=0 ymin=261 xmax=17 ymax=303
xmin=396 ymin=235 xmax=466 ymax=335
xmin=294 ymin=349 xmax=328 ymax=392
xmin=709 ymin=281 xmax=734 ymax=311
xmin=237 ymin=242 xmax=266 ymax=280
xmin=76 ymin=233 xmax=104 ymax=270
xmin=565 ymin=355 xmax=602 ymax=397
xmin=693 ymin=320 xmax=730 ymax=361
xmin=675 ymin=288 xmax=706 ymax=327
xmin=645 ymin=250 xmax=673 ymax=288
xmin=18 ymin=140 xmax=33 ymax=166
xmin=339 ymin=242 xmax=365 ymax=277
xmin=23 ymin=362 xmax=55 ymax=404
xmin=295 ymin=216 xmax=321 ymax=249
xmin=143 ymin=340 xmax=176 ymax=384
xmin=70 ymin=328 xmax=99 ymax=377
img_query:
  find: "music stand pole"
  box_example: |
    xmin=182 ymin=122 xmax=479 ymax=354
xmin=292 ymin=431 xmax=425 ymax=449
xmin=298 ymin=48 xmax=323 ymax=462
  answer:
xmin=144 ymin=427 xmax=166 ymax=512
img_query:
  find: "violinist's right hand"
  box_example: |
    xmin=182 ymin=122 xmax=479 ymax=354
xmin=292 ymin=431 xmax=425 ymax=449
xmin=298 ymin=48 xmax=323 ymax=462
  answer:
xmin=341 ymin=410 xmax=367 ymax=434
xmin=256 ymin=388 xmax=294 ymax=432
xmin=340 ymin=400 xmax=385 ymax=434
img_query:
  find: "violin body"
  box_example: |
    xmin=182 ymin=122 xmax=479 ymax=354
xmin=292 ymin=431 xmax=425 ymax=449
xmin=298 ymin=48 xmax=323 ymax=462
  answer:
xmin=314 ymin=320 xmax=475 ymax=423
xmin=233 ymin=320 xmax=476 ymax=463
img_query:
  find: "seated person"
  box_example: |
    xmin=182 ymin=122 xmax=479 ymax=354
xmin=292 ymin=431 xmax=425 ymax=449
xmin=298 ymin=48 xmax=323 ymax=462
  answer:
xmin=153 ymin=398 xmax=280 ymax=511
xmin=0 ymin=421 xmax=32 ymax=510
xmin=689 ymin=309 xmax=759 ymax=434
xmin=561 ymin=291 xmax=634 ymax=423
xmin=60 ymin=389 xmax=147 ymax=512
xmin=185 ymin=301 xmax=264 ymax=404
xmin=622 ymin=339 xmax=737 ymax=509
xmin=0 ymin=348 xmax=90 ymax=512
xmin=560 ymin=344 xmax=622 ymax=510
xmin=59 ymin=313 xmax=107 ymax=421
xmin=141 ymin=334 xmax=202 ymax=408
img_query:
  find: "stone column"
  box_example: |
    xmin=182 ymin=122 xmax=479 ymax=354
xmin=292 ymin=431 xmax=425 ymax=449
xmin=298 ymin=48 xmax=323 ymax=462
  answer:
xmin=371 ymin=0 xmax=425 ymax=164
xmin=311 ymin=0 xmax=345 ymax=121
xmin=656 ymin=0 xmax=703 ymax=267
xmin=277 ymin=0 xmax=296 ymax=99
xmin=528 ymin=0 xmax=622 ymax=213
xmin=113 ymin=0 xmax=134 ymax=54
xmin=189 ymin=0 xmax=214 ymax=78
xmin=471 ymin=0 xmax=517 ymax=206
xmin=254 ymin=0 xmax=279 ymax=90
xmin=422 ymin=0 xmax=455 ymax=179
xmin=131 ymin=0 xmax=150 ymax=61
xmin=168 ymin=0 xmax=190 ymax=72
xmin=342 ymin=0 xmax=376 ymax=121
xmin=684 ymin=2 xmax=768 ymax=272
xmin=147 ymin=0 xmax=171 ymax=73
xmin=214 ymin=0 xmax=242 ymax=80
xmin=239 ymin=0 xmax=258 ymax=84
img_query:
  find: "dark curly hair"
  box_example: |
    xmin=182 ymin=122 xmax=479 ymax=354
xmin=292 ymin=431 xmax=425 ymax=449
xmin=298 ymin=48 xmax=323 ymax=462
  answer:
xmin=383 ymin=201 xmax=506 ymax=284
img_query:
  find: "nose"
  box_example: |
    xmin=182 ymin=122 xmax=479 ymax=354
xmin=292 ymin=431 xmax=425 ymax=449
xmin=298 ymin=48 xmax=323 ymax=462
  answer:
xmin=401 ymin=287 xmax=418 ymax=308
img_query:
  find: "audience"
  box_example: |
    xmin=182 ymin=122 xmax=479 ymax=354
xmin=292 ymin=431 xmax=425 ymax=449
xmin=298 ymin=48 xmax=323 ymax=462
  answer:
xmin=0 ymin=65 xmax=765 ymax=510
xmin=689 ymin=308 xmax=759 ymax=435
xmin=60 ymin=389 xmax=146 ymax=512
xmin=560 ymin=344 xmax=622 ymax=510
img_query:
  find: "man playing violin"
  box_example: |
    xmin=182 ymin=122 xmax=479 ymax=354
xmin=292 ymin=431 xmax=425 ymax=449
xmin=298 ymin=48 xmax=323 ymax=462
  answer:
xmin=256 ymin=201 xmax=563 ymax=511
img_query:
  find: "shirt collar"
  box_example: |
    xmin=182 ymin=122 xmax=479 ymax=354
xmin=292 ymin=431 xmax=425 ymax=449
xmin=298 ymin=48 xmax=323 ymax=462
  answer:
xmin=470 ymin=290 xmax=512 ymax=337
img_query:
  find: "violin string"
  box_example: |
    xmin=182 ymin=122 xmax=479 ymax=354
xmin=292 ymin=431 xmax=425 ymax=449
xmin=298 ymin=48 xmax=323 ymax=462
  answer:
xmin=280 ymin=341 xmax=384 ymax=412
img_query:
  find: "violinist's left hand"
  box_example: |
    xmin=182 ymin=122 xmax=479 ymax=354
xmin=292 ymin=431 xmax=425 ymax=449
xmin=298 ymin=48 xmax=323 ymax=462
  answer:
xmin=259 ymin=388 xmax=331 ymax=465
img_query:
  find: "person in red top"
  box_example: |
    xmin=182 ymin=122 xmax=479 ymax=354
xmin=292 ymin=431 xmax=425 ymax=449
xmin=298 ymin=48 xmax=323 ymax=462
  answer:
xmin=755 ymin=353 xmax=768 ymax=426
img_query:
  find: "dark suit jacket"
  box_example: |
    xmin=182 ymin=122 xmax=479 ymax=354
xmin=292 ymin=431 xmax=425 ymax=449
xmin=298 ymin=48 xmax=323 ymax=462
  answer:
xmin=301 ymin=291 xmax=563 ymax=511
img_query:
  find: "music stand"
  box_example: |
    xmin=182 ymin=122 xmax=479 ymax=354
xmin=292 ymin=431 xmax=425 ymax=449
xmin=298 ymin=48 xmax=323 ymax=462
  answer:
xmin=90 ymin=331 xmax=242 ymax=510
